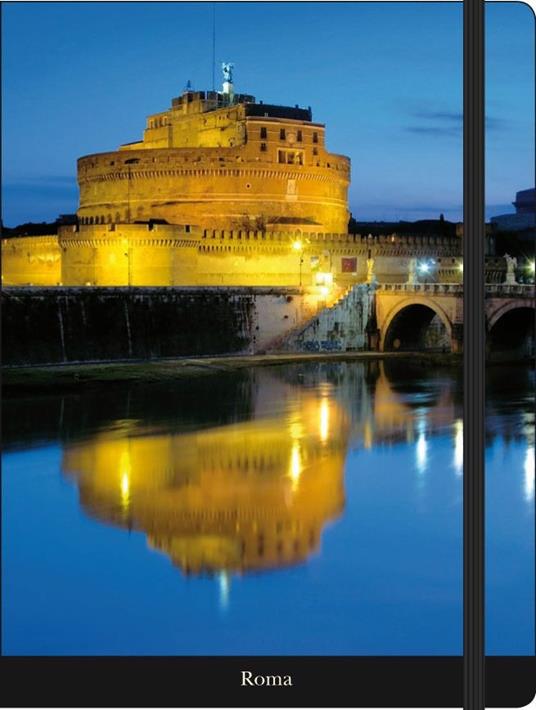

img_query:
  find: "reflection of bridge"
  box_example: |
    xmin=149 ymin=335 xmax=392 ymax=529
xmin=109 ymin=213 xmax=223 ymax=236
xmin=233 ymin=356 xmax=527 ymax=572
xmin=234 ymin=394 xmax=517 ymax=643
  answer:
xmin=376 ymin=283 xmax=535 ymax=354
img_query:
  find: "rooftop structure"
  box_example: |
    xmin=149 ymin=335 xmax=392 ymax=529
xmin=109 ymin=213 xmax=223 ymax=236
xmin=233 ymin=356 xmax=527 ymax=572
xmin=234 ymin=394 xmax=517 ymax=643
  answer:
xmin=77 ymin=67 xmax=350 ymax=233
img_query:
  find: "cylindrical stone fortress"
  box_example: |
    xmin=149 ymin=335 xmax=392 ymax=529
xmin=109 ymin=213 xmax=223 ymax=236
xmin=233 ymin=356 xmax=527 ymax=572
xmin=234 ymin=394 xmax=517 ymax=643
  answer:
xmin=77 ymin=88 xmax=350 ymax=233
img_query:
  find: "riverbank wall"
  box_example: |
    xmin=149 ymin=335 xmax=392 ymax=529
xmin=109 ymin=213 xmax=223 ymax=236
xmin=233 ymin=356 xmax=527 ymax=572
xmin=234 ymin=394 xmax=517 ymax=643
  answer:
xmin=1 ymin=286 xmax=333 ymax=367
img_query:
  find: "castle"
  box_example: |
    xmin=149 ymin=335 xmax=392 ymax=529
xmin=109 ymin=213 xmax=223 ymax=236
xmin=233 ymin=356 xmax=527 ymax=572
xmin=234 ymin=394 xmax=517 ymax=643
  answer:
xmin=1 ymin=66 xmax=461 ymax=289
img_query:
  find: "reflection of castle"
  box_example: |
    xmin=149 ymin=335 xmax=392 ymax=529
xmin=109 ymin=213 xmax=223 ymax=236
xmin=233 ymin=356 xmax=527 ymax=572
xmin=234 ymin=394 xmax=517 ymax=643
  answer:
xmin=63 ymin=380 xmax=349 ymax=575
xmin=60 ymin=364 xmax=461 ymax=577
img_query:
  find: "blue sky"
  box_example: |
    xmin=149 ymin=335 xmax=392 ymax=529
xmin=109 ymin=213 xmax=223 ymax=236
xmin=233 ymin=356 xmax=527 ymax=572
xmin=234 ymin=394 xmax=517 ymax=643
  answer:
xmin=1 ymin=1 xmax=534 ymax=226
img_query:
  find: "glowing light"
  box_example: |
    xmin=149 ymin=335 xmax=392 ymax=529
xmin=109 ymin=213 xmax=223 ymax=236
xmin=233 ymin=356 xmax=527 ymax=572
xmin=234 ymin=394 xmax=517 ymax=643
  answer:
xmin=528 ymin=261 xmax=535 ymax=274
xmin=218 ymin=571 xmax=231 ymax=611
xmin=292 ymin=240 xmax=303 ymax=252
xmin=418 ymin=261 xmax=430 ymax=274
xmin=119 ymin=449 xmax=131 ymax=510
xmin=319 ymin=398 xmax=330 ymax=442
xmin=453 ymin=419 xmax=463 ymax=475
xmin=288 ymin=441 xmax=302 ymax=490
xmin=315 ymin=271 xmax=334 ymax=287
xmin=415 ymin=419 xmax=428 ymax=474
xmin=458 ymin=262 xmax=464 ymax=273
xmin=524 ymin=446 xmax=534 ymax=501
xmin=320 ymin=286 xmax=329 ymax=297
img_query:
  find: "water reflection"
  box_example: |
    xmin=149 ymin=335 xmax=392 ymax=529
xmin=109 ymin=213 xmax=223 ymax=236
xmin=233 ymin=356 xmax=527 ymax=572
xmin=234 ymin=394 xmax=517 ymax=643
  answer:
xmin=57 ymin=362 xmax=464 ymax=577
xmin=62 ymin=377 xmax=350 ymax=575
xmin=453 ymin=419 xmax=463 ymax=476
xmin=2 ymin=361 xmax=534 ymax=655
xmin=524 ymin=446 xmax=535 ymax=502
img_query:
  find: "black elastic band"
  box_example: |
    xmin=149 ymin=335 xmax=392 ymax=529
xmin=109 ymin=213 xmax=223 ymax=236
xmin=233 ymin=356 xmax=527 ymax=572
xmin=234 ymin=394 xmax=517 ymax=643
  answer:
xmin=463 ymin=0 xmax=486 ymax=708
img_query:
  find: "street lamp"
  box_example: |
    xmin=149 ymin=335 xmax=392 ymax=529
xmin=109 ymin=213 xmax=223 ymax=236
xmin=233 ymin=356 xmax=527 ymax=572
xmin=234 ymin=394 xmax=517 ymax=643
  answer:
xmin=292 ymin=239 xmax=304 ymax=287
xmin=417 ymin=259 xmax=436 ymax=281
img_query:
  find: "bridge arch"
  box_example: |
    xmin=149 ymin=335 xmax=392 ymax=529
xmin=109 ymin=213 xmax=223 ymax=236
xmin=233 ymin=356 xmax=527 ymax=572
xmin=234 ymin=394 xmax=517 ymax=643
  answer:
xmin=380 ymin=297 xmax=453 ymax=353
xmin=487 ymin=300 xmax=535 ymax=358
xmin=487 ymin=298 xmax=535 ymax=330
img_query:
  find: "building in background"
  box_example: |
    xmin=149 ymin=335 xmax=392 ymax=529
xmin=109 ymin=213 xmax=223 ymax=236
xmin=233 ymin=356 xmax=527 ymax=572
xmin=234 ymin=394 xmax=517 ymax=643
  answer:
xmin=491 ymin=187 xmax=536 ymax=232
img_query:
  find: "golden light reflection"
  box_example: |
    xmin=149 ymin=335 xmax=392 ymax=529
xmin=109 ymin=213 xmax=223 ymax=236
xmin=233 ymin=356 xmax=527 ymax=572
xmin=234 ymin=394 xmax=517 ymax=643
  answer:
xmin=60 ymin=367 xmax=461 ymax=578
xmin=119 ymin=448 xmax=131 ymax=511
xmin=319 ymin=398 xmax=330 ymax=443
xmin=524 ymin=446 xmax=534 ymax=502
xmin=289 ymin=420 xmax=303 ymax=440
xmin=288 ymin=441 xmax=302 ymax=491
xmin=454 ymin=419 xmax=463 ymax=476
xmin=363 ymin=420 xmax=373 ymax=449
xmin=62 ymin=373 xmax=349 ymax=577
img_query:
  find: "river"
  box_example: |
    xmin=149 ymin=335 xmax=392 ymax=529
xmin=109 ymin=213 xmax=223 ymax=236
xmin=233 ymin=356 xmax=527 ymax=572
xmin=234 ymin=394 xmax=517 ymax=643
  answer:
xmin=2 ymin=360 xmax=534 ymax=655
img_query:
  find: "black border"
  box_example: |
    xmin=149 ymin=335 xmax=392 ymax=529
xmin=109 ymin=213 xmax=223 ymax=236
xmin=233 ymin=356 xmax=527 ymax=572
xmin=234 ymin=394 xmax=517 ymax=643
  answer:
xmin=2 ymin=656 xmax=536 ymax=708
xmin=1 ymin=1 xmax=535 ymax=708
xmin=0 ymin=657 xmax=535 ymax=707
xmin=463 ymin=0 xmax=486 ymax=709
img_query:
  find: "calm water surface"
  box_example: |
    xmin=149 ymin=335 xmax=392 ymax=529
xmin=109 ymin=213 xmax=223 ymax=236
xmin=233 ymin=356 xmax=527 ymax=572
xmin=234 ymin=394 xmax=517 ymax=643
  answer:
xmin=2 ymin=360 xmax=534 ymax=655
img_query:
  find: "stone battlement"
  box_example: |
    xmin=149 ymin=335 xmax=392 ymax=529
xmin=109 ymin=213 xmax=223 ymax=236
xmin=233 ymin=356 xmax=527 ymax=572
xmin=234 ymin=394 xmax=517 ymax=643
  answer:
xmin=2 ymin=225 xmax=465 ymax=287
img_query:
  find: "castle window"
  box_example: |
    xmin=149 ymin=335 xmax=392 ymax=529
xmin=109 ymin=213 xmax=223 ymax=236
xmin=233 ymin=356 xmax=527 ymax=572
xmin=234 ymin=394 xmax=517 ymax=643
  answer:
xmin=260 ymin=142 xmax=267 ymax=152
xmin=279 ymin=128 xmax=286 ymax=140
xmin=260 ymin=127 xmax=267 ymax=139
xmin=297 ymin=130 xmax=302 ymax=142
xmin=313 ymin=147 xmax=318 ymax=156
xmin=278 ymin=150 xmax=286 ymax=164
xmin=313 ymin=132 xmax=318 ymax=143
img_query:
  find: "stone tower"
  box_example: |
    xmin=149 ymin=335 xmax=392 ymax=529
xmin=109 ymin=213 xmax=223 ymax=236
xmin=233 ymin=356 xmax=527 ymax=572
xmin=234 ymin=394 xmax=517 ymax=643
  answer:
xmin=77 ymin=69 xmax=350 ymax=233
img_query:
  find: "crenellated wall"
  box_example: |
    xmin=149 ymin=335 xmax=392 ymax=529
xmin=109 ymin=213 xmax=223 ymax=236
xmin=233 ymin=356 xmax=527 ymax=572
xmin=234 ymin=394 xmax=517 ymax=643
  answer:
xmin=1 ymin=236 xmax=61 ymax=286
xmin=2 ymin=224 xmax=464 ymax=288
xmin=77 ymin=146 xmax=350 ymax=232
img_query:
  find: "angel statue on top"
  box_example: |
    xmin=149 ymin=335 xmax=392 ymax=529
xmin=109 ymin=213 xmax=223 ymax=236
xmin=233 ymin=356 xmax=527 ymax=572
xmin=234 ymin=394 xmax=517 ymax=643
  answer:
xmin=222 ymin=62 xmax=234 ymax=84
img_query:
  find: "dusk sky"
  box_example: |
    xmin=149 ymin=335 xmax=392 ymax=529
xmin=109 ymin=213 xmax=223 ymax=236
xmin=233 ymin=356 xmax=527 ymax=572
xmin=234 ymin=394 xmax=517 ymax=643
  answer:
xmin=1 ymin=1 xmax=534 ymax=226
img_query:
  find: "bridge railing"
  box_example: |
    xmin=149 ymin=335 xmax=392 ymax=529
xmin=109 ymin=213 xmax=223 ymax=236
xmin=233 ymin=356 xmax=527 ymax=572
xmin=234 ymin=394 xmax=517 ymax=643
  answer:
xmin=484 ymin=283 xmax=535 ymax=297
xmin=376 ymin=283 xmax=534 ymax=297
xmin=376 ymin=283 xmax=463 ymax=294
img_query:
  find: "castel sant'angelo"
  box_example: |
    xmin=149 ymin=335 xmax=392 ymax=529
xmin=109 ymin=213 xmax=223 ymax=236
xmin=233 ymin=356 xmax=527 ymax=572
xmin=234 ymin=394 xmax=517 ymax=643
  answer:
xmin=79 ymin=64 xmax=350 ymax=233
xmin=2 ymin=65 xmax=461 ymax=289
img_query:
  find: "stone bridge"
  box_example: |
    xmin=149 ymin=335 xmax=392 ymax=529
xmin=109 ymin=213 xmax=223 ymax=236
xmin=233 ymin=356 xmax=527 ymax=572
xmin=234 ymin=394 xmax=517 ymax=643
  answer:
xmin=376 ymin=283 xmax=535 ymax=356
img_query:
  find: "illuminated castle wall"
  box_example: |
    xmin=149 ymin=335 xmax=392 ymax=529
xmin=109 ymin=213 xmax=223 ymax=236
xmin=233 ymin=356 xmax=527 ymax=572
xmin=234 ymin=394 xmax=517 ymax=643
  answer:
xmin=1 ymin=69 xmax=462 ymax=288
xmin=2 ymin=225 xmax=462 ymax=288
xmin=77 ymin=85 xmax=350 ymax=233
